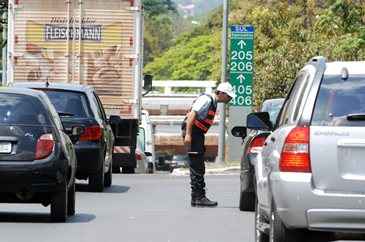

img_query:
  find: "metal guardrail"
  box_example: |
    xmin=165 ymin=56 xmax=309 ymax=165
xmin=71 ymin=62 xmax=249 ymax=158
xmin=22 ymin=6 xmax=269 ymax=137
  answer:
xmin=152 ymin=80 xmax=216 ymax=94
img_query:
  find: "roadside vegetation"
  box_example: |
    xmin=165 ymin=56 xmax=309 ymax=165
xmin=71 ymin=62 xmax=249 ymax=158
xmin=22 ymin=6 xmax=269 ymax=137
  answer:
xmin=145 ymin=0 xmax=365 ymax=107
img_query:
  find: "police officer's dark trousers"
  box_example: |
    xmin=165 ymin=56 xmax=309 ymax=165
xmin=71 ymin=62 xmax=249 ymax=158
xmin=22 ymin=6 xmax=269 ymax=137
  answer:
xmin=188 ymin=127 xmax=206 ymax=200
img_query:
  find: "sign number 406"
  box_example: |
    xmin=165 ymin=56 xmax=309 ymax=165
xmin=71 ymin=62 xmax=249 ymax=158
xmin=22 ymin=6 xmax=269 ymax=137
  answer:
xmin=231 ymin=85 xmax=253 ymax=106
xmin=231 ymin=96 xmax=252 ymax=106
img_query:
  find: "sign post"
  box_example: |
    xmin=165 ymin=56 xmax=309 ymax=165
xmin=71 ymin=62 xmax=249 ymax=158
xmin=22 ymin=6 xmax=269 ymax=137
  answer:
xmin=227 ymin=25 xmax=254 ymax=162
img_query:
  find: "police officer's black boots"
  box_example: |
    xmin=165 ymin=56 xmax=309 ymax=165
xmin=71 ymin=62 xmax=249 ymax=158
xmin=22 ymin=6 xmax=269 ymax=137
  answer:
xmin=190 ymin=171 xmax=218 ymax=207
xmin=191 ymin=196 xmax=218 ymax=207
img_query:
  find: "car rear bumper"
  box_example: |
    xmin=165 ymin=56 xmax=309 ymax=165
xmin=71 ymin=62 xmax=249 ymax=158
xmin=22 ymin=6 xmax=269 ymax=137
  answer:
xmin=270 ymin=172 xmax=365 ymax=232
xmin=75 ymin=142 xmax=103 ymax=175
xmin=0 ymin=162 xmax=62 ymax=194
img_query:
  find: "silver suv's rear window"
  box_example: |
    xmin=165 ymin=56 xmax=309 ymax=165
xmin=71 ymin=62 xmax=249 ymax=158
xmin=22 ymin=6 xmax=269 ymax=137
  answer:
xmin=312 ymin=75 xmax=365 ymax=126
xmin=0 ymin=93 xmax=51 ymax=126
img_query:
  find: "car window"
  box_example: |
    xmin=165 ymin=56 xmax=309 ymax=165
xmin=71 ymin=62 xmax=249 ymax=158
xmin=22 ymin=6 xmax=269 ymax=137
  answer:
xmin=0 ymin=93 xmax=51 ymax=126
xmin=137 ymin=127 xmax=146 ymax=152
xmin=261 ymin=99 xmax=284 ymax=125
xmin=277 ymin=73 xmax=307 ymax=126
xmin=311 ymin=75 xmax=365 ymax=126
xmin=40 ymin=93 xmax=64 ymax=130
xmin=292 ymin=74 xmax=310 ymax=122
xmin=93 ymin=93 xmax=107 ymax=121
xmin=43 ymin=90 xmax=92 ymax=118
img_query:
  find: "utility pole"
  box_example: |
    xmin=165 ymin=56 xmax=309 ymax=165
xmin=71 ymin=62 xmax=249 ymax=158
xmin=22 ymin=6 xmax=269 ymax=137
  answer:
xmin=2 ymin=11 xmax=7 ymax=85
xmin=217 ymin=0 xmax=229 ymax=164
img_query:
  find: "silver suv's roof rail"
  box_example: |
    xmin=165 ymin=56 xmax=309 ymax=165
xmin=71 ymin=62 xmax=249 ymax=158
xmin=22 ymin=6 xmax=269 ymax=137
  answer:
xmin=299 ymin=56 xmax=327 ymax=125
xmin=309 ymin=56 xmax=326 ymax=68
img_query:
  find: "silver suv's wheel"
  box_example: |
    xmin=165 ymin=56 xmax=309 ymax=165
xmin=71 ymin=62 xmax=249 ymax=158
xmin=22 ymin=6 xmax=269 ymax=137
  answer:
xmin=269 ymin=203 xmax=304 ymax=242
xmin=255 ymin=198 xmax=269 ymax=242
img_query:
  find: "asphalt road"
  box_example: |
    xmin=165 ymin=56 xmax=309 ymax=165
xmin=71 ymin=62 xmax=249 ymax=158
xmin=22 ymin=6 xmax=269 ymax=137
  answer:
xmin=0 ymin=173 xmax=253 ymax=242
xmin=0 ymin=173 xmax=364 ymax=242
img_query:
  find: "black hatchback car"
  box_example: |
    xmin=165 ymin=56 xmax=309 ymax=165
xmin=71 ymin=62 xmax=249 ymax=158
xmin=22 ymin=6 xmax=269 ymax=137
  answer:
xmin=0 ymin=87 xmax=78 ymax=222
xmin=15 ymin=82 xmax=114 ymax=192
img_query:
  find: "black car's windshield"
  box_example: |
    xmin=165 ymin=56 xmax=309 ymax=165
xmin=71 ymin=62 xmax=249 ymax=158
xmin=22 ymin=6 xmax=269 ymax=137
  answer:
xmin=312 ymin=75 xmax=365 ymax=126
xmin=43 ymin=90 xmax=92 ymax=118
xmin=261 ymin=99 xmax=284 ymax=125
xmin=0 ymin=93 xmax=51 ymax=126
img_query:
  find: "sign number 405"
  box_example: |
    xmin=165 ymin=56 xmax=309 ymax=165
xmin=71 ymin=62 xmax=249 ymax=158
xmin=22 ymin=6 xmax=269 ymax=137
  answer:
xmin=231 ymin=85 xmax=253 ymax=106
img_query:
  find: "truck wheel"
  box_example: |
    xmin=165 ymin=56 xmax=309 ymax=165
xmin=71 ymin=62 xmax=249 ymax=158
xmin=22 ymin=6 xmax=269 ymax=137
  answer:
xmin=147 ymin=162 xmax=154 ymax=174
xmin=122 ymin=166 xmax=135 ymax=174
xmin=104 ymin=163 xmax=112 ymax=187
xmin=51 ymin=182 xmax=68 ymax=222
xmin=67 ymin=180 xmax=76 ymax=216
xmin=239 ymin=191 xmax=255 ymax=211
xmin=112 ymin=165 xmax=121 ymax=173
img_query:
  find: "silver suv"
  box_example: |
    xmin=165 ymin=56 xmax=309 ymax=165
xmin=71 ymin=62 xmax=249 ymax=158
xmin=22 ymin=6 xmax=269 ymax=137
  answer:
xmin=238 ymin=57 xmax=365 ymax=241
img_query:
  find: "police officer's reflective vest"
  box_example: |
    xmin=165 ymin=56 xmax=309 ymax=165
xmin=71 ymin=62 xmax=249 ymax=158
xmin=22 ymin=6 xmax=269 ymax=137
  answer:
xmin=182 ymin=94 xmax=217 ymax=134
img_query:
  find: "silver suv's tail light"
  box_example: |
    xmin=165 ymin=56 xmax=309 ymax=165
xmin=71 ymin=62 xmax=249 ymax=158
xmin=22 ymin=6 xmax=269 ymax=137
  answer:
xmin=279 ymin=127 xmax=311 ymax=172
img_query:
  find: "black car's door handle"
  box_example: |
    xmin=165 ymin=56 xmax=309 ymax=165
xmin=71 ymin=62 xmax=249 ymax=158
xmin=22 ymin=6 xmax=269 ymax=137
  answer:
xmin=271 ymin=137 xmax=276 ymax=142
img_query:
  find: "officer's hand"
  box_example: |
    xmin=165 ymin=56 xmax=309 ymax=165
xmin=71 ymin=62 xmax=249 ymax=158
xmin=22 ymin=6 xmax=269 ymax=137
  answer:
xmin=184 ymin=134 xmax=192 ymax=146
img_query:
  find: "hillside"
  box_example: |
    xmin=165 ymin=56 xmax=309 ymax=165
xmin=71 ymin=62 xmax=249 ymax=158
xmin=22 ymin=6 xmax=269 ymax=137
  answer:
xmin=174 ymin=0 xmax=222 ymax=18
xmin=144 ymin=0 xmax=365 ymax=106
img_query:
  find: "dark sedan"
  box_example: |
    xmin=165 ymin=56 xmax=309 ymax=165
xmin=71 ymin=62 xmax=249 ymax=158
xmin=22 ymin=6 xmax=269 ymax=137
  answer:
xmin=232 ymin=98 xmax=284 ymax=211
xmin=14 ymin=82 xmax=114 ymax=192
xmin=0 ymin=87 xmax=78 ymax=222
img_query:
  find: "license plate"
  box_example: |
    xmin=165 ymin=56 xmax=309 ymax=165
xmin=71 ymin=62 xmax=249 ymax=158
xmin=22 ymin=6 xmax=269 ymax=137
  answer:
xmin=0 ymin=142 xmax=12 ymax=154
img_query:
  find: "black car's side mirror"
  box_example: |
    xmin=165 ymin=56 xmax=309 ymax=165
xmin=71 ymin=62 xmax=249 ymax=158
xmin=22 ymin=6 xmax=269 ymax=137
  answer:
xmin=143 ymin=74 xmax=153 ymax=91
xmin=69 ymin=126 xmax=84 ymax=144
xmin=109 ymin=115 xmax=121 ymax=125
xmin=247 ymin=112 xmax=273 ymax=131
xmin=231 ymin=126 xmax=247 ymax=139
xmin=145 ymin=151 xmax=152 ymax=157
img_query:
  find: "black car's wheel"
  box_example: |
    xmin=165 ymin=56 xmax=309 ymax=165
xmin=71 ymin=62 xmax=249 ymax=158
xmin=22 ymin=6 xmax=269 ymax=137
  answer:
xmin=89 ymin=153 xmax=105 ymax=192
xmin=67 ymin=180 xmax=76 ymax=216
xmin=239 ymin=190 xmax=255 ymax=211
xmin=255 ymin=198 xmax=269 ymax=242
xmin=51 ymin=182 xmax=68 ymax=222
xmin=104 ymin=162 xmax=112 ymax=187
xmin=269 ymin=202 xmax=304 ymax=242
xmin=89 ymin=169 xmax=105 ymax=192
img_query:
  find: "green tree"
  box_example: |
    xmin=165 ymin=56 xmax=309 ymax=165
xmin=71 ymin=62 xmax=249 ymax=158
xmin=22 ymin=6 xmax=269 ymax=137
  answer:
xmin=0 ymin=1 xmax=7 ymax=48
xmin=142 ymin=0 xmax=180 ymax=65
xmin=145 ymin=0 xmax=365 ymax=106
xmin=143 ymin=0 xmax=177 ymax=17
xmin=145 ymin=34 xmax=221 ymax=80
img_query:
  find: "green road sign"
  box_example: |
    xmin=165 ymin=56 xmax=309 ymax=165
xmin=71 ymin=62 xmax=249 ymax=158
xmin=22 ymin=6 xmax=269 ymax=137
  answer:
xmin=229 ymin=25 xmax=254 ymax=107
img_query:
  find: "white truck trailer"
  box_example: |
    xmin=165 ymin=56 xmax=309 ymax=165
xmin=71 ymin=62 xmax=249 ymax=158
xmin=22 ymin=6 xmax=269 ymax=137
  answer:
xmin=4 ymin=0 xmax=151 ymax=173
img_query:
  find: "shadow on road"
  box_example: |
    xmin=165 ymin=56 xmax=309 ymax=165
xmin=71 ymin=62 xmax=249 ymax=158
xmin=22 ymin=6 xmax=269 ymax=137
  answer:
xmin=76 ymin=184 xmax=130 ymax=194
xmin=292 ymin=231 xmax=365 ymax=242
xmin=0 ymin=212 xmax=95 ymax=223
xmin=103 ymin=185 xmax=130 ymax=194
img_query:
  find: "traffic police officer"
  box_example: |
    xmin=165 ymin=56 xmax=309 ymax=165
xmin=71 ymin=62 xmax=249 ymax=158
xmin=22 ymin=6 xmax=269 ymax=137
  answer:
xmin=182 ymin=82 xmax=235 ymax=207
